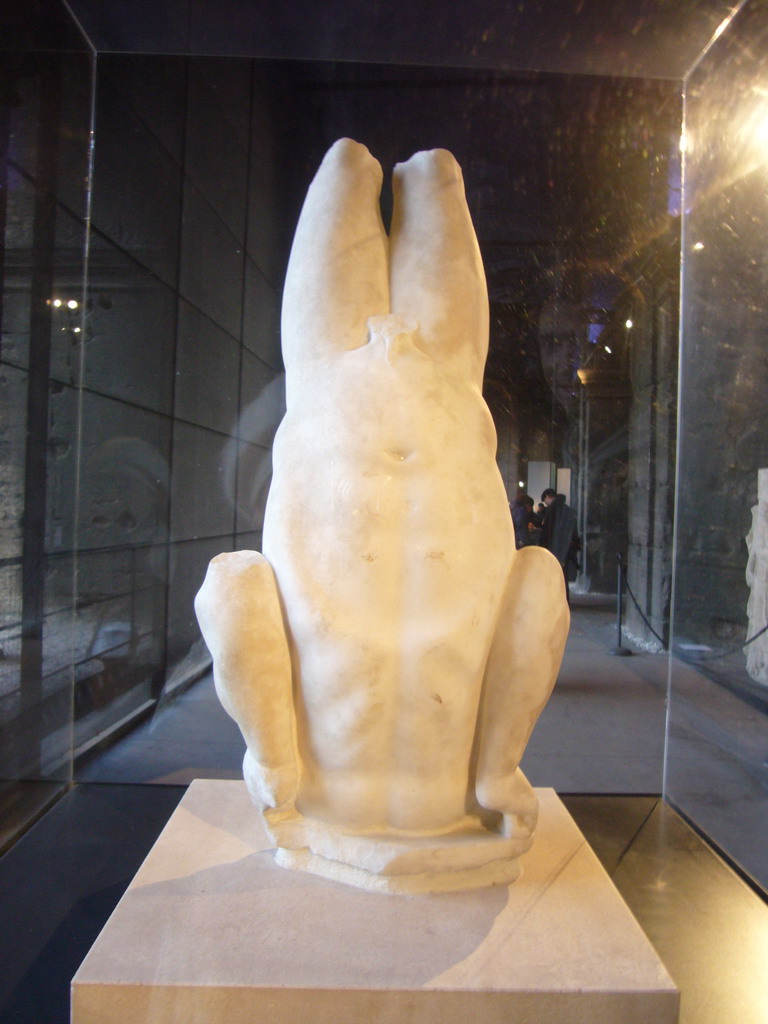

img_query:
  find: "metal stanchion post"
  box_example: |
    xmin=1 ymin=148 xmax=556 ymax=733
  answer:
xmin=610 ymin=553 xmax=633 ymax=657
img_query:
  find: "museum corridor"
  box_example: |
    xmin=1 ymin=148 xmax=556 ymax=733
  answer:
xmin=4 ymin=1 xmax=768 ymax=1020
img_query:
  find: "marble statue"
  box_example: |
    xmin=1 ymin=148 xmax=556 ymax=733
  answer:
xmin=195 ymin=139 xmax=570 ymax=893
xmin=745 ymin=468 xmax=768 ymax=685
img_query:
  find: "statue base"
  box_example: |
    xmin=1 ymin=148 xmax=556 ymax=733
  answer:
xmin=274 ymin=843 xmax=522 ymax=893
xmin=71 ymin=780 xmax=679 ymax=1024
xmin=266 ymin=807 xmax=529 ymax=893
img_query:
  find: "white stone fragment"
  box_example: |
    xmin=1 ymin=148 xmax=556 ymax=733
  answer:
xmin=745 ymin=468 xmax=768 ymax=684
xmin=195 ymin=139 xmax=570 ymax=891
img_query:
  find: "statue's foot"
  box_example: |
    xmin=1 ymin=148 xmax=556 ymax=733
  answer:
xmin=477 ymin=767 xmax=539 ymax=839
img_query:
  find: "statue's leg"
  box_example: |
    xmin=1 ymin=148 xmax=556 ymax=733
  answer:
xmin=281 ymin=137 xmax=389 ymax=375
xmin=389 ymin=147 xmax=489 ymax=387
xmin=473 ymin=546 xmax=570 ymax=838
xmin=195 ymin=551 xmax=299 ymax=813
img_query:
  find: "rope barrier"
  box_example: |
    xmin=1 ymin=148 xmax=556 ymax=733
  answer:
xmin=614 ymin=554 xmax=768 ymax=662
xmin=610 ymin=554 xmax=633 ymax=655
xmin=622 ymin=573 xmax=667 ymax=649
xmin=676 ymin=620 xmax=768 ymax=662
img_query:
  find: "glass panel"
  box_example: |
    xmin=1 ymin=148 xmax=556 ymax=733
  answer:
xmin=6 ymin=0 xmax=768 ymax=901
xmin=668 ymin=0 xmax=768 ymax=891
xmin=64 ymin=0 xmax=733 ymax=81
xmin=71 ymin=53 xmax=682 ymax=797
xmin=0 ymin=5 xmax=93 ymax=848
xmin=74 ymin=54 xmax=271 ymax=781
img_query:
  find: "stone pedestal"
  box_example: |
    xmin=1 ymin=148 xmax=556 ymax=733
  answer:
xmin=71 ymin=780 xmax=678 ymax=1024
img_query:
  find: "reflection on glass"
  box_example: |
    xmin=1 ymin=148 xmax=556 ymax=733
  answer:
xmin=669 ymin=0 xmax=768 ymax=891
xmin=74 ymin=57 xmax=683 ymax=794
xmin=0 ymin=39 xmax=93 ymax=846
xmin=3 ymin=42 xmax=690 ymax=820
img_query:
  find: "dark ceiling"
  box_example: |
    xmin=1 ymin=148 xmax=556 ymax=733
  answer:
xmin=63 ymin=0 xmax=738 ymax=81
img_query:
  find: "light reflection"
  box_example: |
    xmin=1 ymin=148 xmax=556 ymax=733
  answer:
xmin=734 ymin=94 xmax=768 ymax=170
xmin=712 ymin=16 xmax=732 ymax=41
xmin=753 ymin=107 xmax=768 ymax=152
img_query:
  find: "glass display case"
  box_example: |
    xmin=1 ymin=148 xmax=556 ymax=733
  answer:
xmin=667 ymin=0 xmax=768 ymax=892
xmin=1 ymin=0 xmax=766 ymax=897
xmin=0 ymin=7 xmax=93 ymax=846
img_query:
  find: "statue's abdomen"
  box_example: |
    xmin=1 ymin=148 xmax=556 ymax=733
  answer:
xmin=262 ymin=348 xmax=514 ymax=829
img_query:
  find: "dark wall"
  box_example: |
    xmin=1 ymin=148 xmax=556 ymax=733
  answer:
xmin=665 ymin=0 xmax=768 ymax=894
xmin=65 ymin=55 xmax=292 ymax=750
xmin=676 ymin=0 xmax=768 ymax=645
xmin=0 ymin=40 xmax=93 ymax=782
xmin=676 ymin=166 xmax=768 ymax=641
xmin=63 ymin=0 xmax=731 ymax=81
xmin=626 ymin=231 xmax=679 ymax=646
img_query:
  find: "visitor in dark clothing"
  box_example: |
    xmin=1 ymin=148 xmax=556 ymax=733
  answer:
xmin=511 ymin=494 xmax=538 ymax=548
xmin=540 ymin=489 xmax=580 ymax=603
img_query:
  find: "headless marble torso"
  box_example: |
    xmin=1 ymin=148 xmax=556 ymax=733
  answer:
xmin=264 ymin=314 xmax=514 ymax=833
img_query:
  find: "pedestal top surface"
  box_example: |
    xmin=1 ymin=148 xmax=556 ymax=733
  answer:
xmin=73 ymin=780 xmax=676 ymax=998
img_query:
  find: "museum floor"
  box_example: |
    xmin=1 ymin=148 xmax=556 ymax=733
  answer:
xmin=1 ymin=598 xmax=767 ymax=1023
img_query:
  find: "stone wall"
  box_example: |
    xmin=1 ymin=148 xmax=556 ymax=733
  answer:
xmin=1 ymin=51 xmax=296 ymax=771
xmin=66 ymin=56 xmax=291 ymax=742
xmin=1 ymin=39 xmax=93 ymax=781
xmin=676 ymin=168 xmax=768 ymax=644
xmin=626 ymin=231 xmax=679 ymax=648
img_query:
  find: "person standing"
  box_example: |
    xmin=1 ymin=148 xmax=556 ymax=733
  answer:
xmin=511 ymin=494 xmax=538 ymax=548
xmin=539 ymin=489 xmax=580 ymax=603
